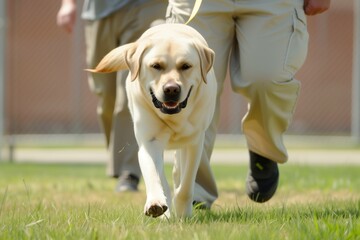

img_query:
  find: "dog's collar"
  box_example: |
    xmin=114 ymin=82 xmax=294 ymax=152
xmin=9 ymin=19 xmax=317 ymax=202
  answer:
xmin=149 ymin=86 xmax=193 ymax=115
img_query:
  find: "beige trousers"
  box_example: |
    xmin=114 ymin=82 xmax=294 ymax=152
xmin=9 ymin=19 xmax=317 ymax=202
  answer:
xmin=167 ymin=0 xmax=309 ymax=204
xmin=85 ymin=1 xmax=167 ymax=178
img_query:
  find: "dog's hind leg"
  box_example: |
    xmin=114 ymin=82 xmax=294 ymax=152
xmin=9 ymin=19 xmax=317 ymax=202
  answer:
xmin=173 ymin=135 xmax=204 ymax=218
xmin=173 ymin=150 xmax=181 ymax=193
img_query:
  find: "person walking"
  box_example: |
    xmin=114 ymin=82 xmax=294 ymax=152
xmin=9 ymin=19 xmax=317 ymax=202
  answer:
xmin=57 ymin=0 xmax=167 ymax=191
xmin=166 ymin=0 xmax=330 ymax=204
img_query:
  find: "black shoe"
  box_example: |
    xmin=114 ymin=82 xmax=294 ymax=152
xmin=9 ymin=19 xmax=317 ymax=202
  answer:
xmin=192 ymin=201 xmax=210 ymax=210
xmin=246 ymin=151 xmax=279 ymax=203
xmin=116 ymin=173 xmax=139 ymax=192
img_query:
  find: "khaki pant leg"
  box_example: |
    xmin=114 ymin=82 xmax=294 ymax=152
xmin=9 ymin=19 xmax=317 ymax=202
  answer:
xmin=86 ymin=17 xmax=128 ymax=177
xmin=167 ymin=0 xmax=234 ymax=204
xmin=230 ymin=2 xmax=308 ymax=163
xmin=85 ymin=1 xmax=167 ymax=178
xmin=191 ymin=15 xmax=234 ymax=205
xmin=107 ymin=0 xmax=167 ymax=178
xmin=85 ymin=19 xmax=117 ymax=147
xmin=108 ymin=69 xmax=140 ymax=178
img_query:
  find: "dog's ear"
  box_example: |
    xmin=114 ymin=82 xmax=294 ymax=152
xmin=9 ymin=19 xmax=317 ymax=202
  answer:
xmin=194 ymin=43 xmax=215 ymax=84
xmin=85 ymin=42 xmax=137 ymax=74
xmin=127 ymin=42 xmax=149 ymax=81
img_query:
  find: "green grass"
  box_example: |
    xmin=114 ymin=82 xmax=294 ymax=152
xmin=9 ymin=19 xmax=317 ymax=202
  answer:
xmin=0 ymin=162 xmax=359 ymax=239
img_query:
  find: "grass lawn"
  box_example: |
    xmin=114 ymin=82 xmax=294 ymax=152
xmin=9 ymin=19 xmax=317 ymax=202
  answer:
xmin=0 ymin=162 xmax=359 ymax=239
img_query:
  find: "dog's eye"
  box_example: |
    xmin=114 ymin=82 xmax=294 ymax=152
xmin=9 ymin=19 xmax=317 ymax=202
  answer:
xmin=151 ymin=63 xmax=162 ymax=71
xmin=180 ymin=63 xmax=192 ymax=71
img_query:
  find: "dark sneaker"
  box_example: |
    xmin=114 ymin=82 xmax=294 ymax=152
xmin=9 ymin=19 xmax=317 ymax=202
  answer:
xmin=116 ymin=173 xmax=139 ymax=192
xmin=192 ymin=201 xmax=210 ymax=210
xmin=246 ymin=151 xmax=279 ymax=203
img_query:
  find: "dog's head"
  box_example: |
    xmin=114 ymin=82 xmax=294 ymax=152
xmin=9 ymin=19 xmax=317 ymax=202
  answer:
xmin=87 ymin=24 xmax=214 ymax=115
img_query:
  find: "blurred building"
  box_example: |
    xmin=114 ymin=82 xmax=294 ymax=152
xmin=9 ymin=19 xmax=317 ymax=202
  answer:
xmin=2 ymin=1 xmax=355 ymax=136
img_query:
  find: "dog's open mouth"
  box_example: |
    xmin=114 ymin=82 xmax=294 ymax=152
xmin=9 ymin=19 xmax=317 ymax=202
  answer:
xmin=150 ymin=86 xmax=193 ymax=115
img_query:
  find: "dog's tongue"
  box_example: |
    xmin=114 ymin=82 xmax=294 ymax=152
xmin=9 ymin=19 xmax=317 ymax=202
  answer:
xmin=164 ymin=101 xmax=178 ymax=108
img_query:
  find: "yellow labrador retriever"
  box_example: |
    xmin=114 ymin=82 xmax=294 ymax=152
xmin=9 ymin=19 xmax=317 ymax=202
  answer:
xmin=88 ymin=23 xmax=216 ymax=218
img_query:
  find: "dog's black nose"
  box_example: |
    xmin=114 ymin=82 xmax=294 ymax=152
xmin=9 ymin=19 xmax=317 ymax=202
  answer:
xmin=163 ymin=82 xmax=181 ymax=101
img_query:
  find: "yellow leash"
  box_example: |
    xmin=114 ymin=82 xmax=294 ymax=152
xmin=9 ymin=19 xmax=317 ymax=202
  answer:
xmin=185 ymin=0 xmax=203 ymax=24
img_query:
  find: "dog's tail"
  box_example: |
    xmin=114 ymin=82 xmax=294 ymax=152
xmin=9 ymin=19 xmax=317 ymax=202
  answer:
xmin=85 ymin=43 xmax=134 ymax=73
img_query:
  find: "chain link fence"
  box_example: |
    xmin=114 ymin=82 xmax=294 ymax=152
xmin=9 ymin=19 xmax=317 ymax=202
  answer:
xmin=0 ymin=1 xmax=358 ymax=150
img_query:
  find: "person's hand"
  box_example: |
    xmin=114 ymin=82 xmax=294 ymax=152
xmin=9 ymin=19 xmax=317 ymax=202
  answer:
xmin=304 ymin=0 xmax=331 ymax=16
xmin=56 ymin=0 xmax=77 ymax=33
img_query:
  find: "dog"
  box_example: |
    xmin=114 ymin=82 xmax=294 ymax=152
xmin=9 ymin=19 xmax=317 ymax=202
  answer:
xmin=88 ymin=23 xmax=217 ymax=218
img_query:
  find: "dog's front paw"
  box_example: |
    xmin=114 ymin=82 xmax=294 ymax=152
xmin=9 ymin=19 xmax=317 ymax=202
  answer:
xmin=144 ymin=201 xmax=168 ymax=218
